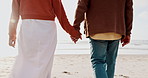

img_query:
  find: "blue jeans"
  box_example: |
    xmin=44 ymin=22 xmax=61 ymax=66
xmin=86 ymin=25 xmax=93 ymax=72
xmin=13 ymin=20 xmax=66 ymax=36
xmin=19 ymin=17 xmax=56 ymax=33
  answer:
xmin=89 ymin=38 xmax=120 ymax=78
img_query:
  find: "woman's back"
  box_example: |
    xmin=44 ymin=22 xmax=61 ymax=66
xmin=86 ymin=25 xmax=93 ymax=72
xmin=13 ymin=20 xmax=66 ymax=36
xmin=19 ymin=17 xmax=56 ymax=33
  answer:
xmin=13 ymin=0 xmax=56 ymax=20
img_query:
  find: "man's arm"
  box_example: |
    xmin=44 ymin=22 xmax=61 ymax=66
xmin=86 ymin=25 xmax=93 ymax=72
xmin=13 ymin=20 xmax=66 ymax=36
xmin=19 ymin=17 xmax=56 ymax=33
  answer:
xmin=121 ymin=0 xmax=133 ymax=47
xmin=73 ymin=0 xmax=89 ymax=31
xmin=9 ymin=0 xmax=20 ymax=47
xmin=125 ymin=0 xmax=133 ymax=36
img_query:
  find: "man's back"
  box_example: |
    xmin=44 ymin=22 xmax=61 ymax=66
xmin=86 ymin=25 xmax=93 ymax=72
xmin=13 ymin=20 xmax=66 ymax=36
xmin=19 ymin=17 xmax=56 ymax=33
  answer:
xmin=74 ymin=0 xmax=133 ymax=37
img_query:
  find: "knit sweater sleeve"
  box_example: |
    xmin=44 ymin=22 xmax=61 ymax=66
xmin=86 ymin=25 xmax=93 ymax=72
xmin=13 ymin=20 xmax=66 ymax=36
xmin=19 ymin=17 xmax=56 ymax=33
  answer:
xmin=125 ymin=0 xmax=133 ymax=36
xmin=73 ymin=0 xmax=89 ymax=31
xmin=9 ymin=0 xmax=20 ymax=39
xmin=52 ymin=0 xmax=74 ymax=34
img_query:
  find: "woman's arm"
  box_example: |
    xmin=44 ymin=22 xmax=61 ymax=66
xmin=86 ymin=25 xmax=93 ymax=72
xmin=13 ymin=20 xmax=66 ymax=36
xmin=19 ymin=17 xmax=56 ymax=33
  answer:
xmin=52 ymin=0 xmax=81 ymax=38
xmin=9 ymin=0 xmax=20 ymax=47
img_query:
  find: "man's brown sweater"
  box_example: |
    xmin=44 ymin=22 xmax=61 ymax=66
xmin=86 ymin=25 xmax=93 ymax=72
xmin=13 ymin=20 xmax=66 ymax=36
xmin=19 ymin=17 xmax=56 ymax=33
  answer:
xmin=73 ymin=0 xmax=133 ymax=37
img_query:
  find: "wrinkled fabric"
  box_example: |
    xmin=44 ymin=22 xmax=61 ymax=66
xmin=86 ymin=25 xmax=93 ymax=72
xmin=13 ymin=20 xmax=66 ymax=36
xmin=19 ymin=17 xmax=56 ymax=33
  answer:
xmin=9 ymin=19 xmax=57 ymax=78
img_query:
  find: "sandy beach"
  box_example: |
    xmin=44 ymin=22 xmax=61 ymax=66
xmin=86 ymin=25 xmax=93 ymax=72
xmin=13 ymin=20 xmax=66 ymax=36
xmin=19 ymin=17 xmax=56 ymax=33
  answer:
xmin=0 ymin=54 xmax=148 ymax=78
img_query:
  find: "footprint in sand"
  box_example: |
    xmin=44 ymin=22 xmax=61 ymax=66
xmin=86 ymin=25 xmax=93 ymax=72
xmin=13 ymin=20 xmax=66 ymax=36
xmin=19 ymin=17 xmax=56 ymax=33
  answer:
xmin=123 ymin=76 xmax=129 ymax=78
xmin=62 ymin=71 xmax=71 ymax=75
xmin=119 ymin=75 xmax=129 ymax=78
xmin=115 ymin=75 xmax=130 ymax=78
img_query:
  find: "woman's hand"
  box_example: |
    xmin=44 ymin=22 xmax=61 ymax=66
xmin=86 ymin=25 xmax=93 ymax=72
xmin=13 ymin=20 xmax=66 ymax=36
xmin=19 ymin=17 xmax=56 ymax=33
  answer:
xmin=9 ymin=36 xmax=16 ymax=48
xmin=69 ymin=26 xmax=81 ymax=37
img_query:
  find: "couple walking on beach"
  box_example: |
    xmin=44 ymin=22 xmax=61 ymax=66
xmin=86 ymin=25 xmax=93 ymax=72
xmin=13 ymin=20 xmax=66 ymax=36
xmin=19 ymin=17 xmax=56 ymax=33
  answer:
xmin=9 ymin=0 xmax=133 ymax=78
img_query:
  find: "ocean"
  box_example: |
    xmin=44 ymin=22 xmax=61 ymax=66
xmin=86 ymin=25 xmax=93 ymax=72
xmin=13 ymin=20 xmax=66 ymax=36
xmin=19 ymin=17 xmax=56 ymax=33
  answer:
xmin=56 ymin=40 xmax=148 ymax=55
xmin=0 ymin=40 xmax=148 ymax=57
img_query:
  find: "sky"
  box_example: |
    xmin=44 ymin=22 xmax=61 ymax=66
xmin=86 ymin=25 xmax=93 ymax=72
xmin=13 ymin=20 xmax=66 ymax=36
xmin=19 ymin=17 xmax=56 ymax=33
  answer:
xmin=0 ymin=0 xmax=148 ymax=42
xmin=0 ymin=0 xmax=148 ymax=56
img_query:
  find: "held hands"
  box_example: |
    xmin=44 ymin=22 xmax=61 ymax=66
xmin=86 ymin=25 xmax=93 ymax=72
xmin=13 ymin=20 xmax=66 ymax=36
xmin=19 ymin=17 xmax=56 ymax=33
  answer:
xmin=9 ymin=36 xmax=16 ymax=48
xmin=69 ymin=27 xmax=82 ymax=43
xmin=71 ymin=35 xmax=82 ymax=44
xmin=121 ymin=35 xmax=130 ymax=47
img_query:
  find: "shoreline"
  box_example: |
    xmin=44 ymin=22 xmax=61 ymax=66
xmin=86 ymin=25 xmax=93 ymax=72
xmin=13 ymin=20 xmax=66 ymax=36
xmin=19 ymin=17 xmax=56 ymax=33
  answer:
xmin=1 ymin=53 xmax=148 ymax=58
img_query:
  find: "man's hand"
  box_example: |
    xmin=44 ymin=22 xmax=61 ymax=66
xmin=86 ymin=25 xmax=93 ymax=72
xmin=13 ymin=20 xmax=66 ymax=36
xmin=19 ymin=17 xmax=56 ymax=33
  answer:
xmin=121 ymin=35 xmax=130 ymax=47
xmin=70 ymin=36 xmax=82 ymax=44
xmin=9 ymin=36 xmax=16 ymax=48
xmin=69 ymin=26 xmax=82 ymax=43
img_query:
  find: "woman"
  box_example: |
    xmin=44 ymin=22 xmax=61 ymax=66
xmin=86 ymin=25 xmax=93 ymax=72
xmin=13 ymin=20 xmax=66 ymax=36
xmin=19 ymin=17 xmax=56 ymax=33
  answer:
xmin=8 ymin=0 xmax=81 ymax=78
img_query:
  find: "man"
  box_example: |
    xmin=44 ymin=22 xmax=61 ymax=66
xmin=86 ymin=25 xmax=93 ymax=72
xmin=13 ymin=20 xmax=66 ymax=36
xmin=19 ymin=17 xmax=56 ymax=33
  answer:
xmin=71 ymin=0 xmax=133 ymax=78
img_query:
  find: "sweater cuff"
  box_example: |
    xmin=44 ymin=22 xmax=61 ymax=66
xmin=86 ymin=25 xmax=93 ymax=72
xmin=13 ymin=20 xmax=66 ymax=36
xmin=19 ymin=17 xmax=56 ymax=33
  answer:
xmin=126 ymin=32 xmax=131 ymax=36
xmin=68 ymin=26 xmax=81 ymax=37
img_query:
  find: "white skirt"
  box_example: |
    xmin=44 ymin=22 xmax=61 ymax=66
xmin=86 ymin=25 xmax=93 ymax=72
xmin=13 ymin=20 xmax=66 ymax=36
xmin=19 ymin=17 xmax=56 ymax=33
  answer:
xmin=10 ymin=19 xmax=57 ymax=78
